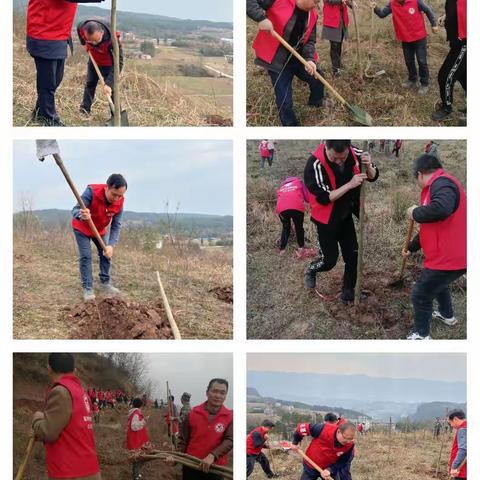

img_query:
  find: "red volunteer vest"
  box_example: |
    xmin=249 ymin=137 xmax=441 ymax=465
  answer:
xmin=27 ymin=0 xmax=77 ymax=41
xmin=449 ymin=421 xmax=467 ymax=478
xmin=246 ymin=426 xmax=267 ymax=455
xmin=253 ymin=0 xmax=319 ymax=63
xmin=308 ymin=144 xmax=360 ymax=225
xmin=79 ymin=23 xmax=121 ymax=67
xmin=419 ymin=169 xmax=466 ymax=270
xmin=391 ymin=0 xmax=427 ymax=42
xmin=45 ymin=374 xmax=100 ymax=478
xmin=260 ymin=142 xmax=270 ymax=157
xmin=276 ymin=177 xmax=306 ymax=214
xmin=126 ymin=408 xmax=150 ymax=450
xmin=185 ymin=403 xmax=233 ymax=466
xmin=457 ymin=0 xmax=466 ymax=40
xmin=305 ymin=423 xmax=354 ymax=470
xmin=72 ymin=184 xmax=124 ymax=238
xmin=322 ymin=2 xmax=349 ymax=28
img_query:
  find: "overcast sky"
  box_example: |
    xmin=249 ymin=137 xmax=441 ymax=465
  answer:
xmin=92 ymin=1 xmax=232 ymax=22
xmin=247 ymin=353 xmax=466 ymax=383
xmin=145 ymin=353 xmax=233 ymax=408
xmin=13 ymin=140 xmax=232 ymax=216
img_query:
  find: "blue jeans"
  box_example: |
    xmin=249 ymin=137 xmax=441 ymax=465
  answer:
xmin=411 ymin=268 xmax=466 ymax=336
xmin=73 ymin=229 xmax=111 ymax=289
xmin=268 ymin=62 xmax=325 ymax=126
xmin=401 ymin=38 xmax=429 ymax=86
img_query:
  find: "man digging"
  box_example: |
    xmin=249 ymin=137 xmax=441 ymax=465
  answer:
xmin=247 ymin=420 xmax=279 ymax=478
xmin=71 ymin=174 xmax=127 ymax=301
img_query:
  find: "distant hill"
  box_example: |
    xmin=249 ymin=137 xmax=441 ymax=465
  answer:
xmin=410 ymin=402 xmax=467 ymax=422
xmin=247 ymin=387 xmax=261 ymax=397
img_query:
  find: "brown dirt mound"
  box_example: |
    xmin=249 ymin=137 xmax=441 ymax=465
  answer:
xmin=210 ymin=286 xmax=233 ymax=303
xmin=62 ymin=297 xmax=174 ymax=339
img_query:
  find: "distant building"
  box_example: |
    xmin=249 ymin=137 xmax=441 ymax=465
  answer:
xmin=124 ymin=31 xmax=136 ymax=40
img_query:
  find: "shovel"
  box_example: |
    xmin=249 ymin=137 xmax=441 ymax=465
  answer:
xmin=15 ymin=436 xmax=35 ymax=480
xmin=279 ymin=442 xmax=331 ymax=478
xmin=271 ymin=30 xmax=373 ymax=126
xmin=88 ymin=52 xmax=129 ymax=126
xmin=388 ymin=219 xmax=415 ymax=288
xmin=364 ymin=9 xmax=386 ymax=78
xmin=36 ymin=140 xmax=108 ymax=254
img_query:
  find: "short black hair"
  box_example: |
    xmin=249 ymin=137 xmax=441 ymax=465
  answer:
xmin=448 ymin=409 xmax=466 ymax=421
xmin=207 ymin=378 xmax=229 ymax=392
xmin=48 ymin=353 xmax=75 ymax=373
xmin=412 ymin=154 xmax=442 ymax=177
xmin=84 ymin=21 xmax=104 ymax=35
xmin=324 ymin=412 xmax=338 ymax=423
xmin=169 ymin=395 xmax=175 ymax=401
xmin=262 ymin=419 xmax=275 ymax=428
xmin=325 ymin=140 xmax=351 ymax=153
xmin=132 ymin=397 xmax=143 ymax=408
xmin=107 ymin=173 xmax=128 ymax=190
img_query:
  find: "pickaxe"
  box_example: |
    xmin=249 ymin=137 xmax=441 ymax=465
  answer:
xmin=35 ymin=140 xmax=108 ymax=255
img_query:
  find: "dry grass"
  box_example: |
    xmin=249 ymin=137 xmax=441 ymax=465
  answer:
xmin=247 ymin=140 xmax=466 ymax=339
xmin=246 ymin=0 xmax=466 ymax=126
xmin=13 ymin=229 xmax=233 ymax=339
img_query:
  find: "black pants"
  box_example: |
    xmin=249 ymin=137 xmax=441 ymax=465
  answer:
xmin=438 ymin=42 xmax=467 ymax=111
xmin=411 ymin=268 xmax=466 ymax=336
xmin=279 ymin=209 xmax=305 ymax=249
xmin=308 ymin=215 xmax=358 ymax=290
xmin=329 ymin=41 xmax=343 ymax=73
xmin=132 ymin=461 xmax=144 ymax=480
xmin=247 ymin=453 xmax=274 ymax=477
xmin=401 ymin=38 xmax=429 ymax=85
xmin=33 ymin=56 xmax=65 ymax=121
xmin=392 ymin=146 xmax=401 ymax=157
xmin=81 ymin=60 xmax=114 ymax=113
xmin=269 ymin=149 xmax=275 ymax=162
xmin=183 ymin=466 xmax=223 ymax=480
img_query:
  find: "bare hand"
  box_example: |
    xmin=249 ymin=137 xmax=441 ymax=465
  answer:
xmin=321 ymin=469 xmax=332 ymax=480
xmin=103 ymin=85 xmax=112 ymax=97
xmin=304 ymin=61 xmax=317 ymax=76
xmin=200 ymin=453 xmax=215 ymax=473
xmin=432 ymin=26 xmax=439 ymax=34
xmin=401 ymin=249 xmax=411 ymax=258
xmin=164 ymin=455 xmax=176 ymax=466
xmin=103 ymin=246 xmax=114 ymax=259
xmin=360 ymin=152 xmax=373 ymax=168
xmin=370 ymin=1 xmax=377 ymax=7
xmin=349 ymin=173 xmax=368 ymax=188
xmin=32 ymin=411 xmax=44 ymax=423
xmin=258 ymin=18 xmax=274 ymax=32
xmin=80 ymin=208 xmax=91 ymax=221
xmin=450 ymin=468 xmax=460 ymax=477
xmin=407 ymin=205 xmax=418 ymax=220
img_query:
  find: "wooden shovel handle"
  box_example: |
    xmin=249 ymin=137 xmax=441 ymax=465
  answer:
xmin=295 ymin=448 xmax=329 ymax=478
xmin=15 ymin=436 xmax=35 ymax=480
xmin=400 ymin=219 xmax=415 ymax=275
xmin=270 ymin=30 xmax=347 ymax=106
xmin=88 ymin=52 xmax=116 ymax=112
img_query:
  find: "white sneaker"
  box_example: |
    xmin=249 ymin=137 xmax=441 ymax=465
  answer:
xmin=83 ymin=288 xmax=96 ymax=302
xmin=100 ymin=283 xmax=120 ymax=295
xmin=432 ymin=311 xmax=457 ymax=326
xmin=406 ymin=331 xmax=432 ymax=340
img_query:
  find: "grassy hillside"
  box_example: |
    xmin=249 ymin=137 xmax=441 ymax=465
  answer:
xmin=247 ymin=140 xmax=466 ymax=339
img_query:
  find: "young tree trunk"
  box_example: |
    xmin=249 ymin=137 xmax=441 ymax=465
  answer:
xmin=111 ymin=0 xmax=121 ymax=126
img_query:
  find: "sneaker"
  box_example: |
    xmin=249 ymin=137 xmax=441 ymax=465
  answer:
xmin=304 ymin=270 xmax=316 ymax=289
xmin=418 ymin=85 xmax=429 ymax=95
xmin=401 ymin=80 xmax=417 ymax=89
xmin=432 ymin=107 xmax=452 ymax=122
xmin=406 ymin=331 xmax=432 ymax=340
xmin=83 ymin=288 xmax=96 ymax=302
xmin=100 ymin=282 xmax=120 ymax=295
xmin=432 ymin=310 xmax=458 ymax=326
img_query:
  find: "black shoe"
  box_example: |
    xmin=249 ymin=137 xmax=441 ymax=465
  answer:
xmin=304 ymin=270 xmax=316 ymax=289
xmin=35 ymin=115 xmax=66 ymax=127
xmin=79 ymin=107 xmax=91 ymax=116
xmin=431 ymin=107 xmax=452 ymax=122
xmin=341 ymin=288 xmax=354 ymax=302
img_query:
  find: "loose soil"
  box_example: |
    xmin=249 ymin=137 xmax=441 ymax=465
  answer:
xmin=209 ymin=286 xmax=234 ymax=304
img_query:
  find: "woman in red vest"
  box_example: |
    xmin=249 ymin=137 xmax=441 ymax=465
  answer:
xmin=321 ymin=0 xmax=353 ymax=76
xmin=447 ymin=410 xmax=467 ymax=479
xmin=246 ymin=420 xmax=277 ymax=477
xmin=247 ymin=0 xmax=325 ymax=126
xmin=32 ymin=353 xmax=101 ymax=480
xmin=126 ymin=398 xmax=151 ymax=480
xmin=259 ymin=140 xmax=272 ymax=168
xmin=71 ymin=173 xmax=127 ymax=301
xmin=403 ymin=154 xmax=466 ymax=339
xmin=77 ymin=19 xmax=124 ymax=118
xmin=26 ymin=0 xmax=105 ymax=126
xmin=303 ymin=140 xmax=379 ymax=302
xmin=372 ymin=0 xmax=438 ymax=96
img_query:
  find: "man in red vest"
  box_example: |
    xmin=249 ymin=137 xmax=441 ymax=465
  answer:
xmin=77 ymin=19 xmax=124 ymax=118
xmin=292 ymin=420 xmax=356 ymax=479
xmin=32 ymin=353 xmax=101 ymax=480
xmin=247 ymin=0 xmax=324 ymax=126
xmin=432 ymin=0 xmax=467 ymax=122
xmin=246 ymin=420 xmax=279 ymax=477
xmin=447 ymin=410 xmax=467 ymax=479
xmin=26 ymin=0 xmax=105 ymax=126
xmin=126 ymin=398 xmax=151 ymax=480
xmin=372 ymin=0 xmax=438 ymax=95
xmin=170 ymin=378 xmax=233 ymax=479
xmin=303 ymin=140 xmax=379 ymax=302
xmin=403 ymin=154 xmax=466 ymax=339
xmin=71 ymin=173 xmax=127 ymax=301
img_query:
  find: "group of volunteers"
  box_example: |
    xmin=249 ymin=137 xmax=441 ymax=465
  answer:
xmin=247 ymin=0 xmax=466 ymax=125
xmin=247 ymin=409 xmax=467 ymax=479
xmin=30 ymin=353 xmax=233 ymax=480
xmin=274 ymin=140 xmax=466 ymax=340
xmin=259 ymin=140 xmax=278 ymax=168
xmin=26 ymin=0 xmax=123 ymax=126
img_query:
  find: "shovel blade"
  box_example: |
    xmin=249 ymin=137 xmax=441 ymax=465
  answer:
xmin=106 ymin=111 xmax=129 ymax=127
xmin=347 ymin=104 xmax=373 ymax=126
xmin=36 ymin=139 xmax=60 ymax=160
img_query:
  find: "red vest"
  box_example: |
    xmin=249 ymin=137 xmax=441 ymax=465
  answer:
xmin=391 ymin=0 xmax=426 ymax=42
xmin=72 ymin=184 xmax=124 ymax=238
xmin=419 ymin=170 xmax=466 ymax=270
xmin=126 ymin=408 xmax=150 ymax=450
xmin=457 ymin=0 xmax=466 ymax=40
xmin=97 ymin=390 xmax=104 ymax=401
xmin=246 ymin=426 xmax=267 ymax=455
xmin=252 ymin=0 xmax=319 ymax=63
xmin=449 ymin=421 xmax=467 ymax=478
xmin=308 ymin=144 xmax=360 ymax=225
xmin=276 ymin=177 xmax=306 ymax=213
xmin=78 ymin=21 xmax=121 ymax=67
xmin=305 ymin=423 xmax=354 ymax=470
xmin=45 ymin=374 xmax=100 ymax=478
xmin=260 ymin=141 xmax=270 ymax=157
xmin=27 ymin=0 xmax=77 ymax=41
xmin=322 ymin=2 xmax=349 ymax=28
xmin=185 ymin=403 xmax=233 ymax=466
